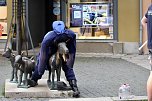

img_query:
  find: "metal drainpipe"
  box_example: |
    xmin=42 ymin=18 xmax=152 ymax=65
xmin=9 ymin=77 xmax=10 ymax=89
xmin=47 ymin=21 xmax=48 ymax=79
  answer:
xmin=139 ymin=0 xmax=143 ymax=54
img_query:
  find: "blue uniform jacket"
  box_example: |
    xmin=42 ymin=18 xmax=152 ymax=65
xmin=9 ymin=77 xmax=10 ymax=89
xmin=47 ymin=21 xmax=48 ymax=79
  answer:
xmin=38 ymin=29 xmax=76 ymax=75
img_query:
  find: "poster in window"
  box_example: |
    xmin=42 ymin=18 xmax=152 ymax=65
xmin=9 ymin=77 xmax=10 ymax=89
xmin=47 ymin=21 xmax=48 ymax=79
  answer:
xmin=70 ymin=3 xmax=113 ymax=27
xmin=70 ymin=4 xmax=83 ymax=27
xmin=82 ymin=4 xmax=109 ymax=26
xmin=74 ymin=11 xmax=81 ymax=19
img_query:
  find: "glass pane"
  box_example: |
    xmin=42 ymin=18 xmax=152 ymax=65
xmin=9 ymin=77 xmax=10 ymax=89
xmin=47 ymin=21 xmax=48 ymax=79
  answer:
xmin=69 ymin=0 xmax=114 ymax=39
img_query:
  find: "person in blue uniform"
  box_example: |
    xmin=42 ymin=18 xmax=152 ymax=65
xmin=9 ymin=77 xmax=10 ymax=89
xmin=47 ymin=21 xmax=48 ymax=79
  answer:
xmin=30 ymin=21 xmax=80 ymax=97
xmin=141 ymin=4 xmax=152 ymax=101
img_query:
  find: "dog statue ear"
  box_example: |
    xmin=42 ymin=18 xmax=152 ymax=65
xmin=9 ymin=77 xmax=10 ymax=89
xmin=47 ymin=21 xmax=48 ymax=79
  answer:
xmin=21 ymin=51 xmax=25 ymax=56
xmin=6 ymin=47 xmax=12 ymax=52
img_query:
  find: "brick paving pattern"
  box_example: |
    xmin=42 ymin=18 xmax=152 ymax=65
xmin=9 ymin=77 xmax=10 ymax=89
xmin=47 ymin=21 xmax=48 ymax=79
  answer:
xmin=0 ymin=54 xmax=150 ymax=100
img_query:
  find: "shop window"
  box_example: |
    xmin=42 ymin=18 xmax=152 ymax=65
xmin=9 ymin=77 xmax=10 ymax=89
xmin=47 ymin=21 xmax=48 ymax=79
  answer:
xmin=0 ymin=0 xmax=7 ymax=39
xmin=68 ymin=0 xmax=114 ymax=40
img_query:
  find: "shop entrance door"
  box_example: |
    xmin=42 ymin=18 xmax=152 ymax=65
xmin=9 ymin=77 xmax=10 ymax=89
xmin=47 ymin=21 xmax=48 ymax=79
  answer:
xmin=46 ymin=0 xmax=61 ymax=32
xmin=24 ymin=0 xmax=63 ymax=47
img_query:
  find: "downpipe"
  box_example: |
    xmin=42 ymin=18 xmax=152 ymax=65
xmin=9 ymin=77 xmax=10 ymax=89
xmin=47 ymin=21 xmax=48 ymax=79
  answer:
xmin=139 ymin=0 xmax=143 ymax=54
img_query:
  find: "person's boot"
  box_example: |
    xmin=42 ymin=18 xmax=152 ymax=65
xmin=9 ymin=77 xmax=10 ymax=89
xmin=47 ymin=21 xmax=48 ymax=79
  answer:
xmin=27 ymin=79 xmax=38 ymax=87
xmin=68 ymin=80 xmax=80 ymax=98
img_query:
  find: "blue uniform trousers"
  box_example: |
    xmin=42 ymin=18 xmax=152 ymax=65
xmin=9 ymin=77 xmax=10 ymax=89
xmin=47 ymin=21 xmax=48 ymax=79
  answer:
xmin=31 ymin=30 xmax=77 ymax=82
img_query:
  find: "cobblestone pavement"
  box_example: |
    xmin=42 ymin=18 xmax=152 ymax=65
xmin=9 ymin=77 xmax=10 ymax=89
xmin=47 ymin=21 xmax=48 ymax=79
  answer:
xmin=0 ymin=53 xmax=150 ymax=101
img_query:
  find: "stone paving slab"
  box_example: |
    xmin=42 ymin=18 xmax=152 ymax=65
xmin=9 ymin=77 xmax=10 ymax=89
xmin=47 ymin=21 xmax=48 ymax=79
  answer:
xmin=0 ymin=53 xmax=150 ymax=101
xmin=45 ymin=96 xmax=148 ymax=101
xmin=49 ymin=97 xmax=113 ymax=101
xmin=5 ymin=79 xmax=73 ymax=98
xmin=112 ymin=96 xmax=147 ymax=101
xmin=0 ymin=96 xmax=148 ymax=101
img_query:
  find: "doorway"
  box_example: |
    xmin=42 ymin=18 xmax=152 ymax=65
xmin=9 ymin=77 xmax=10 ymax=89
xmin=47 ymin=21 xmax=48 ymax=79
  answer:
xmin=46 ymin=0 xmax=61 ymax=32
xmin=27 ymin=0 xmax=62 ymax=47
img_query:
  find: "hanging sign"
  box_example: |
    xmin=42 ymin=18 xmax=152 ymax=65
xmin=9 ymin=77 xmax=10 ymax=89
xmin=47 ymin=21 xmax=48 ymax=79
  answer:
xmin=53 ymin=7 xmax=60 ymax=15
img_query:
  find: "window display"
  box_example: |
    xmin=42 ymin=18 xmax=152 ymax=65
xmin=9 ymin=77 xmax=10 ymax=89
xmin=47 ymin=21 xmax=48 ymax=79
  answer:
xmin=69 ymin=0 xmax=114 ymax=40
xmin=70 ymin=3 xmax=112 ymax=27
xmin=83 ymin=4 xmax=109 ymax=26
xmin=0 ymin=0 xmax=7 ymax=39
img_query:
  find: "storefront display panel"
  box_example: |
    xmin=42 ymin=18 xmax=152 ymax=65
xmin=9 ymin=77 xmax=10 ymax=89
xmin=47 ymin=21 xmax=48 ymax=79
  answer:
xmin=69 ymin=0 xmax=114 ymax=40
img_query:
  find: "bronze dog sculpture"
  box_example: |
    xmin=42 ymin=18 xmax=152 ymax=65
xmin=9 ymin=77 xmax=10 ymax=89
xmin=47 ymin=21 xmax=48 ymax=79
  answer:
xmin=15 ymin=54 xmax=35 ymax=88
xmin=2 ymin=48 xmax=19 ymax=83
xmin=48 ymin=42 xmax=70 ymax=90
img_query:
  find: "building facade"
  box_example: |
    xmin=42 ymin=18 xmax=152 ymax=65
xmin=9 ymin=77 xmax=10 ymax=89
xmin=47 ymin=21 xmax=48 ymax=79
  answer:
xmin=0 ymin=0 xmax=150 ymax=54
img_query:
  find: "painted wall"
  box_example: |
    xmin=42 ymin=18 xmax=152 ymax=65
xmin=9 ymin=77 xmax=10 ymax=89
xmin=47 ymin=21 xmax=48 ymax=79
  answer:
xmin=118 ymin=0 xmax=140 ymax=42
xmin=7 ymin=0 xmax=11 ymax=34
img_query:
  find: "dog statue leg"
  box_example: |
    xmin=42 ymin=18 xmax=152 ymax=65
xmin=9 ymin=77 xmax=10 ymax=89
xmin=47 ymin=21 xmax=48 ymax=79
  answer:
xmin=51 ymin=68 xmax=56 ymax=89
xmin=14 ymin=67 xmax=18 ymax=83
xmin=10 ymin=68 xmax=14 ymax=82
xmin=22 ymin=72 xmax=30 ymax=88
xmin=56 ymin=66 xmax=61 ymax=81
xmin=17 ymin=70 xmax=23 ymax=88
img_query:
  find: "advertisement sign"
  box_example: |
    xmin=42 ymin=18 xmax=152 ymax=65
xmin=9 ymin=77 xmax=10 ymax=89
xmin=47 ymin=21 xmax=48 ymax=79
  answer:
xmin=70 ymin=4 xmax=83 ymax=27
xmin=83 ymin=4 xmax=109 ymax=26
xmin=70 ymin=3 xmax=113 ymax=27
